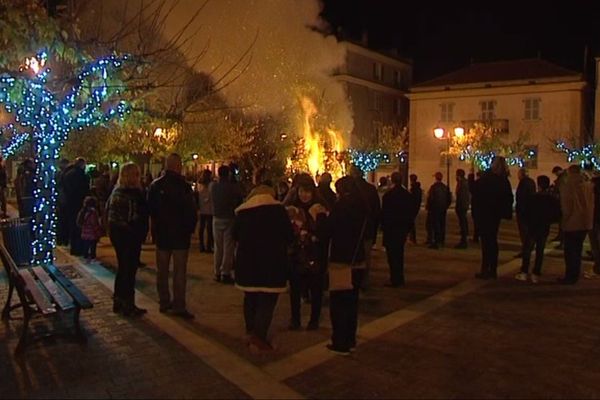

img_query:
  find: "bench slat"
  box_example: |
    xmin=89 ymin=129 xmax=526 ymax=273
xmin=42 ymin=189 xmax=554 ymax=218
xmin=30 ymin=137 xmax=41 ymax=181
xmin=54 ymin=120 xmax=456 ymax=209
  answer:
xmin=31 ymin=267 xmax=75 ymax=311
xmin=45 ymin=265 xmax=93 ymax=309
xmin=18 ymin=270 xmax=56 ymax=315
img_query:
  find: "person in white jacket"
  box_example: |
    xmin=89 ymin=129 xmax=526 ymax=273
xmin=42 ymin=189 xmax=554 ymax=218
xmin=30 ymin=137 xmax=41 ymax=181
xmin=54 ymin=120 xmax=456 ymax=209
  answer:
xmin=559 ymin=165 xmax=594 ymax=284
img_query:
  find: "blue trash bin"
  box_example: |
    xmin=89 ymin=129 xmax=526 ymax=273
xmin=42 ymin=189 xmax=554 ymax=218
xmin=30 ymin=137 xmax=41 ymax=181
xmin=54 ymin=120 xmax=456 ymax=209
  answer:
xmin=0 ymin=218 xmax=32 ymax=266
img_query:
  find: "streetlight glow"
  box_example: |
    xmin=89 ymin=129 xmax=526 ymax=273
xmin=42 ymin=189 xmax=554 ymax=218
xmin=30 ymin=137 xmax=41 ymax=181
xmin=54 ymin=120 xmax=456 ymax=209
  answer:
xmin=192 ymin=153 xmax=199 ymax=160
xmin=434 ymin=127 xmax=445 ymax=139
xmin=454 ymin=126 xmax=465 ymax=138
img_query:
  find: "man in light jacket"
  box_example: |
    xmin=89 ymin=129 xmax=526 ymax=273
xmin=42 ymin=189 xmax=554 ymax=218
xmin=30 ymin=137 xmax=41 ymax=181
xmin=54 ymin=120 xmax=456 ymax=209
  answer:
xmin=559 ymin=164 xmax=594 ymax=284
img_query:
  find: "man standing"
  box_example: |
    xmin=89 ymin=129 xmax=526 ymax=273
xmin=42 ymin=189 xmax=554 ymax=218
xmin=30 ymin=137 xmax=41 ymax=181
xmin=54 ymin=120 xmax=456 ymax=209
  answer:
xmin=381 ymin=172 xmax=419 ymax=287
xmin=211 ymin=165 xmax=243 ymax=284
xmin=408 ymin=174 xmax=423 ymax=244
xmin=551 ymin=165 xmax=567 ymax=247
xmin=514 ymin=175 xmax=561 ymax=283
xmin=317 ymin=172 xmax=337 ymax=211
xmin=454 ymin=169 xmax=470 ymax=249
xmin=426 ymin=172 xmax=451 ymax=249
xmin=559 ymin=165 xmax=594 ymax=284
xmin=515 ymin=168 xmax=536 ymax=257
xmin=62 ymin=158 xmax=89 ymax=255
xmin=148 ymin=153 xmax=198 ymax=318
xmin=349 ymin=165 xmax=381 ymax=290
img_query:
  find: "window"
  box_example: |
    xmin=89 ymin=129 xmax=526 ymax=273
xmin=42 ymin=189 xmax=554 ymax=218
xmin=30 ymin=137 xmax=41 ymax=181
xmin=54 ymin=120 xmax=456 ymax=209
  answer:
xmin=394 ymin=70 xmax=403 ymax=88
xmin=373 ymin=62 xmax=383 ymax=81
xmin=440 ymin=103 xmax=454 ymax=122
xmin=523 ymin=145 xmax=538 ymax=169
xmin=395 ymin=99 xmax=404 ymax=116
xmin=524 ymin=98 xmax=541 ymax=120
xmin=372 ymin=92 xmax=384 ymax=111
xmin=480 ymin=100 xmax=496 ymax=120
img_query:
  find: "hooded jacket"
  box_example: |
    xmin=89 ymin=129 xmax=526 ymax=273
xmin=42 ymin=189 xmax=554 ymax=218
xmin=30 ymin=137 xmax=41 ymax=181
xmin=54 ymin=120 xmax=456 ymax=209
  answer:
xmin=233 ymin=194 xmax=294 ymax=292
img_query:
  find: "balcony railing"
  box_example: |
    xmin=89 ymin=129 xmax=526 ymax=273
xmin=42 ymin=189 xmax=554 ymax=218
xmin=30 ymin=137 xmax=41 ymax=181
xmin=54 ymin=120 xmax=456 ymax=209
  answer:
xmin=460 ymin=119 xmax=509 ymax=135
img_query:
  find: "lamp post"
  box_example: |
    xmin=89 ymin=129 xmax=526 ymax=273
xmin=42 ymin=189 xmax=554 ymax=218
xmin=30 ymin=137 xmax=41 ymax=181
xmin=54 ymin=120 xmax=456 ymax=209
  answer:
xmin=433 ymin=126 xmax=464 ymax=188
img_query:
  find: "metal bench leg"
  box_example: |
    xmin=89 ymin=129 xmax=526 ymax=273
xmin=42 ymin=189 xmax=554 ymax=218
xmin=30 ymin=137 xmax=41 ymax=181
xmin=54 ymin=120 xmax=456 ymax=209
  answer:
xmin=1 ymin=280 xmax=14 ymax=320
xmin=73 ymin=307 xmax=86 ymax=343
xmin=14 ymin=308 xmax=31 ymax=355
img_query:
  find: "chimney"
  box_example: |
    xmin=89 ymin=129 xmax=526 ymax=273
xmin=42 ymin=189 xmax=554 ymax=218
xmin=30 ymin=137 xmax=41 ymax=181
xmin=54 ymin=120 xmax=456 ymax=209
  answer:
xmin=361 ymin=30 xmax=369 ymax=47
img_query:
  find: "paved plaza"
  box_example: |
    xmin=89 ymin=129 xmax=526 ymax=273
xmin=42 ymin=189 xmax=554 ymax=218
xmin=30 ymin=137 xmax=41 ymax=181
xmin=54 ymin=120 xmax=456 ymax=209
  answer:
xmin=2 ymin=209 xmax=600 ymax=399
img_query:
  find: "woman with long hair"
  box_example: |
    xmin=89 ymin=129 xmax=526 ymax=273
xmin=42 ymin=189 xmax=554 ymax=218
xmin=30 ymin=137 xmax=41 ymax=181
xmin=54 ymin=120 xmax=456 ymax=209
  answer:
xmin=106 ymin=163 xmax=149 ymax=316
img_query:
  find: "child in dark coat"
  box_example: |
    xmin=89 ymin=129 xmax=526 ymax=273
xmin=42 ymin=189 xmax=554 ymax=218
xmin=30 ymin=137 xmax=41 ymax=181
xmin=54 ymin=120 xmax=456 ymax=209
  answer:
xmin=77 ymin=196 xmax=103 ymax=260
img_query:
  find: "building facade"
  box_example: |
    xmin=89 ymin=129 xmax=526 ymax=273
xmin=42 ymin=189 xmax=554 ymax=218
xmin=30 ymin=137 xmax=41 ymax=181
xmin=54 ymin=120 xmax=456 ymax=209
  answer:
xmin=334 ymin=41 xmax=412 ymax=181
xmin=408 ymin=59 xmax=589 ymax=188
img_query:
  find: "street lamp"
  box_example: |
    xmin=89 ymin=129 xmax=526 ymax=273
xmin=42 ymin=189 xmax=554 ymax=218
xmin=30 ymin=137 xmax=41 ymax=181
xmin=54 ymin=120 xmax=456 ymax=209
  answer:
xmin=433 ymin=126 xmax=464 ymax=188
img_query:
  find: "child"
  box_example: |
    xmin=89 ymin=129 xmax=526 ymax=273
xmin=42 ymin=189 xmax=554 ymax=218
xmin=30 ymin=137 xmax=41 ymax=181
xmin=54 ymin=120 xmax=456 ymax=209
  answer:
xmin=77 ymin=196 xmax=103 ymax=260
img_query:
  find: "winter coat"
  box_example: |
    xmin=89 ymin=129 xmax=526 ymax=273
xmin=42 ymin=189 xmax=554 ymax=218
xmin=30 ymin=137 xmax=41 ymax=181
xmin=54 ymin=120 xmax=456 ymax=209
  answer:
xmin=455 ymin=177 xmax=470 ymax=212
xmin=147 ymin=171 xmax=198 ymax=250
xmin=381 ymin=185 xmax=419 ymax=247
xmin=560 ymin=173 xmax=594 ymax=232
xmin=197 ymin=184 xmax=214 ymax=215
xmin=107 ymin=187 xmax=149 ymax=242
xmin=355 ymin=178 xmax=381 ymax=241
xmin=210 ymin=179 xmax=243 ymax=219
xmin=426 ymin=181 xmax=451 ymax=212
xmin=516 ymin=176 xmax=536 ymax=217
xmin=78 ymin=207 xmax=103 ymax=241
xmin=286 ymin=200 xmax=327 ymax=275
xmin=410 ymin=181 xmax=423 ymax=208
xmin=63 ymin=166 xmax=90 ymax=211
xmin=233 ymin=194 xmax=294 ymax=292
xmin=522 ymin=190 xmax=561 ymax=235
xmin=472 ymin=171 xmax=513 ymax=226
xmin=317 ymin=184 xmax=337 ymax=211
xmin=318 ymin=193 xmax=368 ymax=265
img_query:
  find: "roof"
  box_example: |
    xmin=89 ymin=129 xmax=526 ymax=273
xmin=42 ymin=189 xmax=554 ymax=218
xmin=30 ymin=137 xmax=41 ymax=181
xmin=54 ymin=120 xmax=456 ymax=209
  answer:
xmin=414 ymin=59 xmax=582 ymax=88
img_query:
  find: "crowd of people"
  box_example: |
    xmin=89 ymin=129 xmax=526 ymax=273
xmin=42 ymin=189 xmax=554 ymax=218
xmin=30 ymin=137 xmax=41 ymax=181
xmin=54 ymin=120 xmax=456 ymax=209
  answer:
xmin=6 ymin=152 xmax=600 ymax=355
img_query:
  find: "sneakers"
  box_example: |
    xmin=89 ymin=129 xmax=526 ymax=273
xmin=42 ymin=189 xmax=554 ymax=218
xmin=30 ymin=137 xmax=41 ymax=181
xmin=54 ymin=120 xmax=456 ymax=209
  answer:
xmin=326 ymin=344 xmax=350 ymax=356
xmin=583 ymin=271 xmax=597 ymax=279
xmin=530 ymin=274 xmax=540 ymax=284
xmin=248 ymin=335 xmax=274 ymax=353
xmin=514 ymin=272 xmax=528 ymax=281
xmin=221 ymin=275 xmax=235 ymax=285
xmin=159 ymin=303 xmax=172 ymax=313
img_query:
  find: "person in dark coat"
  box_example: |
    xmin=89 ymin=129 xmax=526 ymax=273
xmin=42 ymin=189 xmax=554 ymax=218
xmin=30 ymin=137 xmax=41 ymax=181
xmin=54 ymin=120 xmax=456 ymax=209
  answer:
xmin=349 ymin=165 xmax=380 ymax=290
xmin=468 ymin=171 xmax=482 ymax=243
xmin=514 ymin=175 xmax=560 ymax=283
xmin=285 ymin=180 xmax=328 ymax=330
xmin=381 ymin=172 xmax=419 ymax=287
xmin=107 ymin=163 xmax=149 ymax=316
xmin=454 ymin=169 xmax=470 ymax=249
xmin=408 ymin=174 xmax=423 ymax=244
xmin=233 ymin=190 xmax=294 ymax=352
xmin=472 ymin=157 xmax=514 ymax=279
xmin=426 ymin=172 xmax=451 ymax=249
xmin=147 ymin=153 xmax=198 ymax=319
xmin=62 ymin=158 xmax=90 ymax=255
xmin=317 ymin=172 xmax=337 ymax=211
xmin=318 ymin=176 xmax=368 ymax=355
xmin=515 ymin=168 xmax=537 ymax=257
xmin=211 ymin=165 xmax=243 ymax=283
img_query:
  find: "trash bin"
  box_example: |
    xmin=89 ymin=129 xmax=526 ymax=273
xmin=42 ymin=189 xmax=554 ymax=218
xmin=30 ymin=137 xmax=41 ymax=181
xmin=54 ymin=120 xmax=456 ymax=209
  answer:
xmin=0 ymin=217 xmax=32 ymax=266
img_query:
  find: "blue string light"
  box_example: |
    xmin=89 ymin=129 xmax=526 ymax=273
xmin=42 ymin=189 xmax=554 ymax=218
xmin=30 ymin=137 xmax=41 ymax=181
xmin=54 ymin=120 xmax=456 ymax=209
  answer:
xmin=347 ymin=148 xmax=393 ymax=173
xmin=555 ymin=141 xmax=600 ymax=170
xmin=0 ymin=50 xmax=129 ymax=266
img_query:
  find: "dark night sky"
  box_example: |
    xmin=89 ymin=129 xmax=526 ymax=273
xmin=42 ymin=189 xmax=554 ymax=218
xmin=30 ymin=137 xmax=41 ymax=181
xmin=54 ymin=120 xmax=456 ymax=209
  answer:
xmin=320 ymin=0 xmax=600 ymax=83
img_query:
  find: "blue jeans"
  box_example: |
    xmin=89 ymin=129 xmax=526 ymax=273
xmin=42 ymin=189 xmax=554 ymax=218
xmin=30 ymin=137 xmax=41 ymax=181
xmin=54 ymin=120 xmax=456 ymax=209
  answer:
xmin=213 ymin=217 xmax=235 ymax=277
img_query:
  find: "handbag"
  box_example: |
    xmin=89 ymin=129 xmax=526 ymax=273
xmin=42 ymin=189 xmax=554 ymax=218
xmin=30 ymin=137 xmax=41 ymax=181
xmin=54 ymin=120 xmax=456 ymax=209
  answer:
xmin=328 ymin=218 xmax=368 ymax=291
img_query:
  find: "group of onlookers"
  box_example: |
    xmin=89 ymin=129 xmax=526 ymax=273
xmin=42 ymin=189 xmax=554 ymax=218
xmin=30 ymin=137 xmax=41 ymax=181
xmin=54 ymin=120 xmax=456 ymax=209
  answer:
xmin=9 ymin=149 xmax=600 ymax=357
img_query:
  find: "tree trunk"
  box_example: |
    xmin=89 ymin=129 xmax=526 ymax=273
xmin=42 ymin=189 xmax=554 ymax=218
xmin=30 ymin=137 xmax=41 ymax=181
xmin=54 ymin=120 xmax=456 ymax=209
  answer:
xmin=31 ymin=134 xmax=60 ymax=266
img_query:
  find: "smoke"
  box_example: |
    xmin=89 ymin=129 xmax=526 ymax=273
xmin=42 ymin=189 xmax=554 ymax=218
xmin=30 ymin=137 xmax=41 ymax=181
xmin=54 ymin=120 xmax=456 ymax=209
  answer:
xmin=166 ymin=0 xmax=354 ymax=140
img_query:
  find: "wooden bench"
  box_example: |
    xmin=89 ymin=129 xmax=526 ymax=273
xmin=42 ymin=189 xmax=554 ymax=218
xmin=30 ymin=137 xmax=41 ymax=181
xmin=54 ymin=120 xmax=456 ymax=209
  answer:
xmin=0 ymin=243 xmax=93 ymax=354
